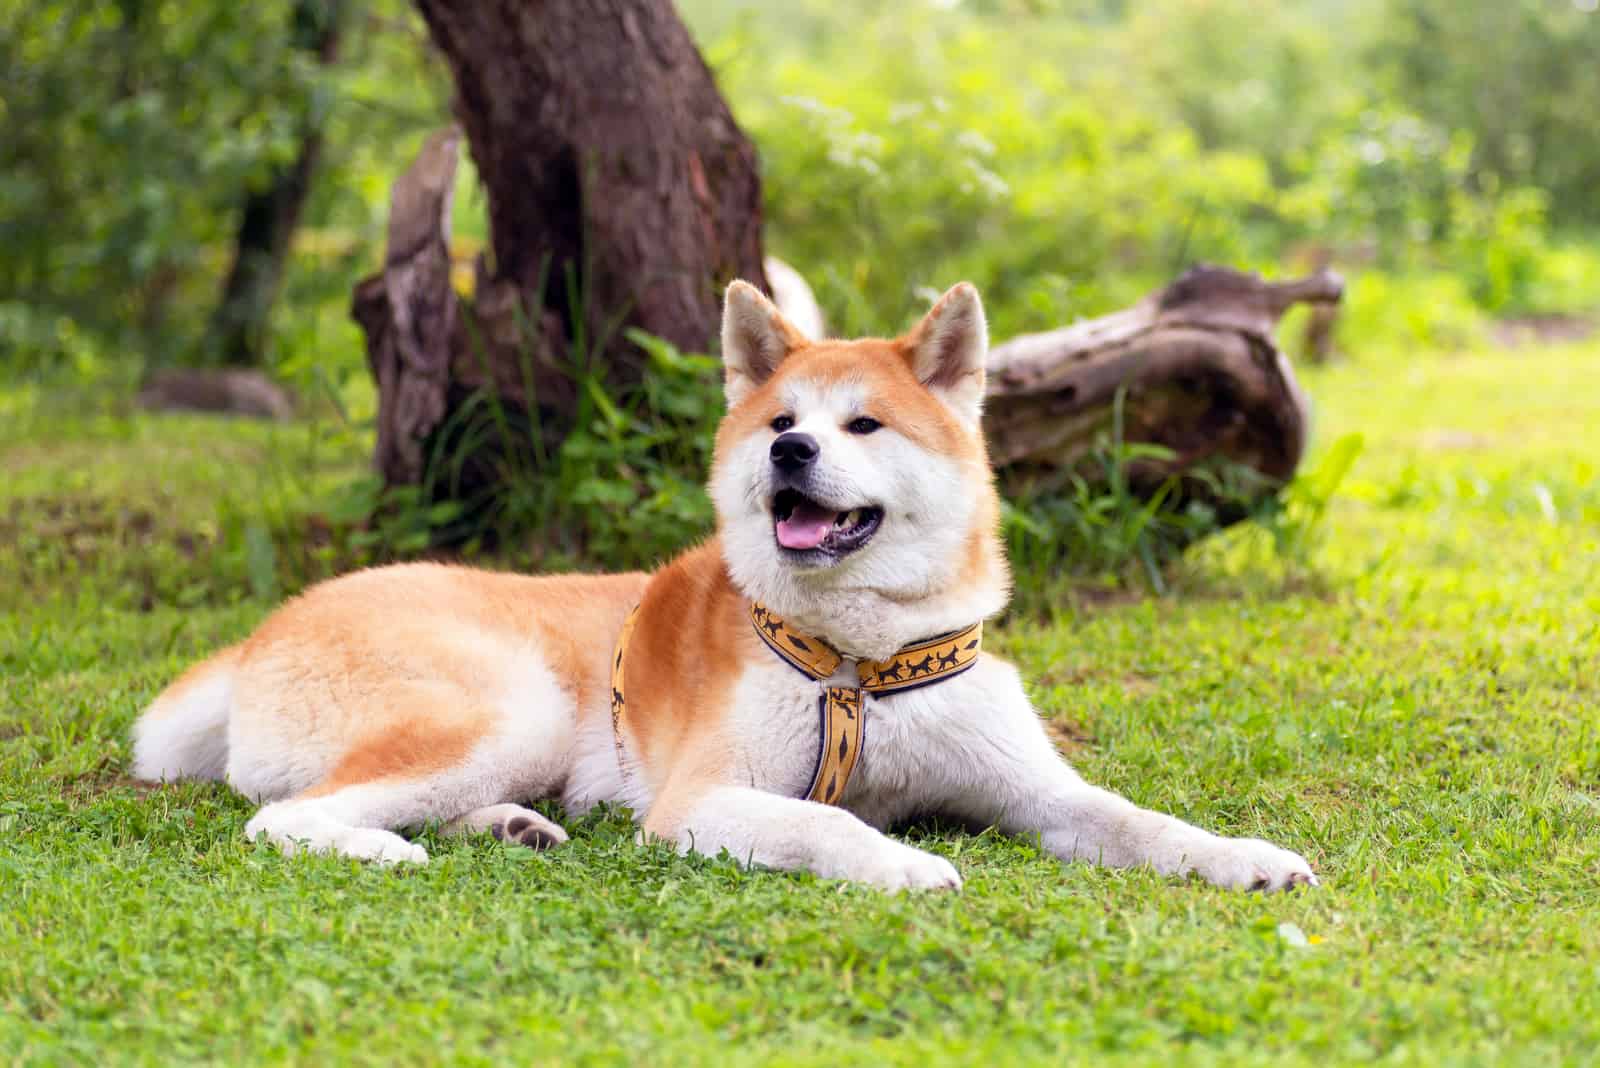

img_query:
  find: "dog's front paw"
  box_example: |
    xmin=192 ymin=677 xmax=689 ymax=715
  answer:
xmin=1193 ymin=836 xmax=1318 ymax=892
xmin=854 ymin=842 xmax=963 ymax=893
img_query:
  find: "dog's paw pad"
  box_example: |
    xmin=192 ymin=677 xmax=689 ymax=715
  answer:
xmin=493 ymin=815 xmax=566 ymax=851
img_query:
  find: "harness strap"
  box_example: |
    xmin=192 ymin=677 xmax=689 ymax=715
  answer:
xmin=608 ymin=601 xmax=981 ymax=809
xmin=746 ymin=603 xmax=982 ymax=805
xmin=809 ymin=686 xmax=864 ymax=807
xmin=608 ymin=605 xmax=641 ymax=766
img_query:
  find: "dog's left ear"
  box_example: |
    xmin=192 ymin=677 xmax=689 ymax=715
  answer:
xmin=904 ymin=283 xmax=987 ymax=426
xmin=721 ymin=280 xmax=809 ymax=407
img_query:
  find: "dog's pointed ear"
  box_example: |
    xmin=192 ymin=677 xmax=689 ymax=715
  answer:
xmin=721 ymin=280 xmax=808 ymax=407
xmin=904 ymin=282 xmax=987 ymax=425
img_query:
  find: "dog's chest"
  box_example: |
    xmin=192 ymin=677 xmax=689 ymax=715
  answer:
xmin=723 ymin=657 xmax=992 ymax=828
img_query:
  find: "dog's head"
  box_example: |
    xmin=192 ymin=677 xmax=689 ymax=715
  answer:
xmin=710 ymin=281 xmax=1009 ymax=650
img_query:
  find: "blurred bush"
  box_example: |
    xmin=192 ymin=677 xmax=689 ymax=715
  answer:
xmin=2 ymin=0 xmax=1597 ymax=384
xmin=0 ymin=0 xmax=446 ymax=377
xmin=695 ymin=0 xmax=1600 ymax=344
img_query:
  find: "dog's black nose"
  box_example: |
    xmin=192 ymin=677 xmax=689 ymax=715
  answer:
xmin=770 ymin=431 xmax=819 ymax=472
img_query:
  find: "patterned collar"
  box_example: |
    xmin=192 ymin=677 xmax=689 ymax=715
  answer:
xmin=746 ymin=603 xmax=983 ymax=694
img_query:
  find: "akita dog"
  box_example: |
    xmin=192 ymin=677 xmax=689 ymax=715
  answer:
xmin=132 ymin=281 xmax=1317 ymax=892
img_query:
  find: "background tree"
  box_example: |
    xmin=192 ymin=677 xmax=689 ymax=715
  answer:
xmin=354 ymin=0 xmax=767 ymax=487
xmin=206 ymin=0 xmax=348 ymax=368
xmin=356 ymin=0 xmax=1336 ymax=556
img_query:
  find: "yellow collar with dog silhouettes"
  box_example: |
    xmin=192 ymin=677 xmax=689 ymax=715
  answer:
xmin=609 ymin=603 xmax=981 ymax=808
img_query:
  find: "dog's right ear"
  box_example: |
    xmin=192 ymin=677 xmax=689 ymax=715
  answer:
xmin=721 ymin=280 xmax=807 ymax=407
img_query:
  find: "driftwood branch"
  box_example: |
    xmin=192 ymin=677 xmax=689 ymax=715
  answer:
xmin=984 ymin=264 xmax=1341 ymax=505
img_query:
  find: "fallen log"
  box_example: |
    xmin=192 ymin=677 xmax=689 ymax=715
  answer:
xmin=135 ymin=368 xmax=296 ymax=421
xmin=984 ymin=264 xmax=1341 ymax=512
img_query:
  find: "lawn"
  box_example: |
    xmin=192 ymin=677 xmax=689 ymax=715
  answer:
xmin=2 ymin=341 xmax=1597 ymax=1066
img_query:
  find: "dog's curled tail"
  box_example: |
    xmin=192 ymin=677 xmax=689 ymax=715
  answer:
xmin=131 ymin=645 xmax=241 ymax=783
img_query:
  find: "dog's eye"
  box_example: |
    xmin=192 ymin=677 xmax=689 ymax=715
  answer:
xmin=771 ymin=414 xmax=795 ymax=433
xmin=846 ymin=417 xmax=882 ymax=435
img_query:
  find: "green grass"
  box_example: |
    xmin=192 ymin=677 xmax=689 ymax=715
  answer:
xmin=3 ymin=341 xmax=1598 ymax=1066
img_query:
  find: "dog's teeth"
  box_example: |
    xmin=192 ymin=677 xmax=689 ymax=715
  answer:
xmin=834 ymin=512 xmax=848 ymax=528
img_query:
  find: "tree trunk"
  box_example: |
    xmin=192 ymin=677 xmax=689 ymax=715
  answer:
xmin=984 ymin=264 xmax=1341 ymax=513
xmin=208 ymin=0 xmax=345 ymax=367
xmin=354 ymin=0 xmax=767 ymax=488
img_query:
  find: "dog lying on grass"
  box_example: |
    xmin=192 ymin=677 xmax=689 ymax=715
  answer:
xmin=132 ymin=281 xmax=1317 ymax=893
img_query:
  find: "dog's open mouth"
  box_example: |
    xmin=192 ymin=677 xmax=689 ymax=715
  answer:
xmin=772 ymin=489 xmax=883 ymax=558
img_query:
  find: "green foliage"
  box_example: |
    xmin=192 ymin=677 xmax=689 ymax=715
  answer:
xmin=1372 ymin=0 xmax=1600 ymax=229
xmin=355 ymin=343 xmax=1293 ymax=591
xmin=1003 ymin=391 xmax=1280 ymax=606
xmin=1336 ymin=271 xmax=1488 ymax=353
xmin=1251 ymin=432 xmax=1365 ymax=568
xmin=3 ymin=0 xmax=1598 ymax=390
xmin=0 ymin=0 xmax=446 ymax=374
xmin=691 ymin=0 xmax=1600 ymax=338
xmin=720 ymin=5 xmax=1282 ymax=338
xmin=347 ymin=318 xmax=724 ymax=572
xmin=1 ymin=0 xmax=1594 ymax=601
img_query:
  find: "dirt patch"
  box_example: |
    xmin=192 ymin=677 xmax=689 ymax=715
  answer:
xmin=1418 ymin=429 xmax=1490 ymax=451
xmin=0 ymin=496 xmax=199 ymax=561
xmin=1119 ymin=673 xmax=1160 ymax=698
xmin=63 ymin=773 xmax=163 ymax=799
xmin=1490 ymin=315 xmax=1596 ymax=348
xmin=59 ymin=753 xmax=163 ymax=798
xmin=1036 ymin=666 xmax=1161 ymax=700
xmin=0 ymin=492 xmax=357 ymax=610
xmin=1066 ymin=584 xmax=1150 ymax=609
xmin=1045 ymin=716 xmax=1096 ymax=755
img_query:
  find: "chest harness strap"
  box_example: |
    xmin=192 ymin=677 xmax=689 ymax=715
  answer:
xmin=610 ymin=602 xmax=982 ymax=807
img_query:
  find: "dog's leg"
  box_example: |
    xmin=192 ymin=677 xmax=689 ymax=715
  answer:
xmin=245 ymin=787 xmax=431 ymax=864
xmin=1012 ymin=774 xmax=1316 ymax=892
xmin=443 ymin=803 xmax=569 ymax=850
xmin=946 ymin=678 xmax=1317 ymax=892
xmin=248 ymin=792 xmax=572 ymax=863
xmin=242 ymin=711 xmax=545 ymax=865
xmin=644 ymin=785 xmax=961 ymax=892
xmin=233 ymin=674 xmax=577 ymax=865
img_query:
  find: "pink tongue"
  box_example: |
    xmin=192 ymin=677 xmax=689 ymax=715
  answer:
xmin=776 ymin=500 xmax=837 ymax=550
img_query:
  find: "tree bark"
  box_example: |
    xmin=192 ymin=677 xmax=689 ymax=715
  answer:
xmin=353 ymin=127 xmax=462 ymax=487
xmin=208 ymin=0 xmax=345 ymax=367
xmin=984 ymin=264 xmax=1340 ymax=512
xmin=354 ymin=0 xmax=767 ymax=487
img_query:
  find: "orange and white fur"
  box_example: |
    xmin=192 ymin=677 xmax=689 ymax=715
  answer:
xmin=132 ymin=282 xmax=1317 ymax=893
